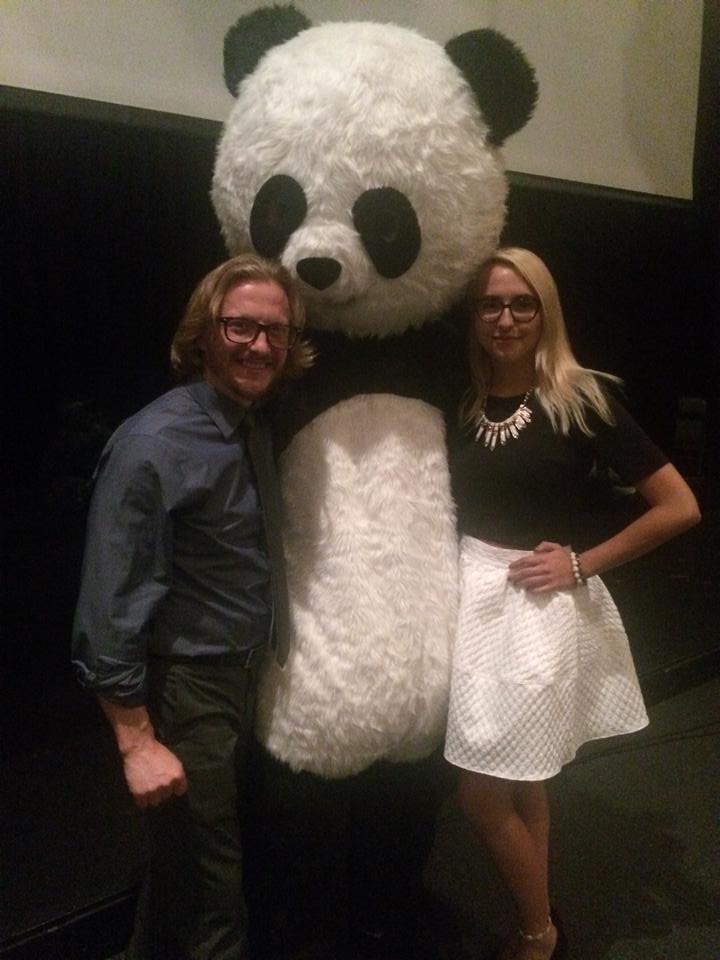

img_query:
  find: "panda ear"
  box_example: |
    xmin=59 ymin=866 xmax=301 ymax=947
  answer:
xmin=223 ymin=4 xmax=312 ymax=96
xmin=445 ymin=29 xmax=538 ymax=146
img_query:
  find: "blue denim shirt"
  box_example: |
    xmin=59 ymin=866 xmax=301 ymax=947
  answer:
xmin=72 ymin=380 xmax=272 ymax=705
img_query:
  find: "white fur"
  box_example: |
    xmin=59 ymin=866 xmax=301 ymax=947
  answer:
xmin=256 ymin=395 xmax=458 ymax=778
xmin=212 ymin=15 xmax=524 ymax=776
xmin=213 ymin=20 xmax=507 ymax=337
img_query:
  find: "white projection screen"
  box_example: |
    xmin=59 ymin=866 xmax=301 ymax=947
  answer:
xmin=1 ymin=0 xmax=704 ymax=200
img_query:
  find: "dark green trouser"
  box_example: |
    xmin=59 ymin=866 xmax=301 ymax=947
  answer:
xmin=127 ymin=657 xmax=258 ymax=960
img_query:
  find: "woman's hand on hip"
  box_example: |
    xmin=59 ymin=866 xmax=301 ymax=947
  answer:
xmin=507 ymin=541 xmax=576 ymax=593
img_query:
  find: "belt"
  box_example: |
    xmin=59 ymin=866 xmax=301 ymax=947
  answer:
xmin=202 ymin=646 xmax=267 ymax=668
xmin=151 ymin=646 xmax=268 ymax=670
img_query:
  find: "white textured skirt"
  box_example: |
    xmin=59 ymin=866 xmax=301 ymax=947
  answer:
xmin=444 ymin=537 xmax=649 ymax=780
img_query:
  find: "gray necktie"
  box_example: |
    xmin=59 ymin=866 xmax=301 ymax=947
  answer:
xmin=245 ymin=413 xmax=291 ymax=667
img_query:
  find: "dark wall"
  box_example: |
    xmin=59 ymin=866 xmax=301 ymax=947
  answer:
xmin=503 ymin=174 xmax=712 ymax=451
xmin=1 ymin=86 xmax=716 ymax=754
xmin=2 ymin=89 xmax=226 ymax=750
xmin=3 ymin=88 xmax=225 ymax=491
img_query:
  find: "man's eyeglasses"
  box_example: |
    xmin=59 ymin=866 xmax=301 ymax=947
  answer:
xmin=474 ymin=295 xmax=540 ymax=324
xmin=217 ymin=317 xmax=300 ymax=350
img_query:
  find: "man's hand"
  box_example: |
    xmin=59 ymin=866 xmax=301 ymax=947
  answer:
xmin=99 ymin=698 xmax=188 ymax=809
xmin=507 ymin=541 xmax=575 ymax=594
xmin=121 ymin=737 xmax=188 ymax=809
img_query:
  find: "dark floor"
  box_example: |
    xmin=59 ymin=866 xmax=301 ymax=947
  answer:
xmin=429 ymin=675 xmax=720 ymax=959
xmin=1 ymin=512 xmax=718 ymax=960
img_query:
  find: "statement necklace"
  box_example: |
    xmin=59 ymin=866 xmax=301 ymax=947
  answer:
xmin=474 ymin=389 xmax=533 ymax=451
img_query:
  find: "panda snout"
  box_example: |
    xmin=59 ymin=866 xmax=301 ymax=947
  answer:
xmin=297 ymin=257 xmax=342 ymax=291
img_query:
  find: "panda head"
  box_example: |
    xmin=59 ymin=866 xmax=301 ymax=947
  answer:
xmin=212 ymin=4 xmax=537 ymax=338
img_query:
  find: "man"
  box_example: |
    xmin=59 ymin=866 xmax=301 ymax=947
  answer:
xmin=72 ymin=253 xmax=311 ymax=960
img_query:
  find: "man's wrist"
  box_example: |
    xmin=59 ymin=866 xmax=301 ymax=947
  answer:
xmin=98 ymin=699 xmax=157 ymax=755
xmin=117 ymin=719 xmax=156 ymax=757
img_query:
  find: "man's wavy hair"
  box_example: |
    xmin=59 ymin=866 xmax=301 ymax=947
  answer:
xmin=171 ymin=252 xmax=313 ymax=382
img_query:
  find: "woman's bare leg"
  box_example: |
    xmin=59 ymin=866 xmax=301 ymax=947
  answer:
xmin=514 ymin=780 xmax=550 ymax=901
xmin=458 ymin=770 xmax=557 ymax=957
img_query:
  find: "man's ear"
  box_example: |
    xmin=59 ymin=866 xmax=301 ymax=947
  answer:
xmin=197 ymin=324 xmax=211 ymax=361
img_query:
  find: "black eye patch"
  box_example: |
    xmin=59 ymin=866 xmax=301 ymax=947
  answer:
xmin=352 ymin=187 xmax=421 ymax=279
xmin=250 ymin=175 xmax=307 ymax=259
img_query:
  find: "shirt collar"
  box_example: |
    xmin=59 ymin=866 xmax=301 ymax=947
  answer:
xmin=184 ymin=379 xmax=252 ymax=440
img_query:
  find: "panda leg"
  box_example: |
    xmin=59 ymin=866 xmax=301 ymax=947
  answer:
xmin=244 ymin=742 xmax=352 ymax=958
xmin=346 ymin=751 xmax=457 ymax=954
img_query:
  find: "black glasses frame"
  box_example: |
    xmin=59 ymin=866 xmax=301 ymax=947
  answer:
xmin=217 ymin=317 xmax=300 ymax=350
xmin=474 ymin=295 xmax=540 ymax=324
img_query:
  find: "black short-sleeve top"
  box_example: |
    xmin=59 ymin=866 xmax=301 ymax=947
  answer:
xmin=449 ymin=391 xmax=668 ymax=550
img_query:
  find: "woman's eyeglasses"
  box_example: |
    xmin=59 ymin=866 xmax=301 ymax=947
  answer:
xmin=473 ymin=295 xmax=540 ymax=324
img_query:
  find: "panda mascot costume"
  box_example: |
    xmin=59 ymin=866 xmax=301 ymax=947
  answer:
xmin=211 ymin=5 xmax=536 ymax=956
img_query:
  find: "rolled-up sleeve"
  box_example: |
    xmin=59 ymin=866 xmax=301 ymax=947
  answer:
xmin=72 ymin=434 xmax=175 ymax=705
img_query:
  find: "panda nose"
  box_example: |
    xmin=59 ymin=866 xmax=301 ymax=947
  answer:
xmin=296 ymin=257 xmax=342 ymax=290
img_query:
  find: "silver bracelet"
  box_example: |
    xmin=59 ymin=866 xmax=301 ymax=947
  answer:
xmin=570 ymin=550 xmax=586 ymax=587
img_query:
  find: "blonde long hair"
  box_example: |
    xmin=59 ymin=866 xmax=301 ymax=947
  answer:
xmin=463 ymin=247 xmax=619 ymax=435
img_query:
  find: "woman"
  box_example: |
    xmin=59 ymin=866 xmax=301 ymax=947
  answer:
xmin=444 ymin=247 xmax=700 ymax=960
